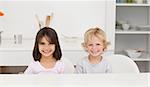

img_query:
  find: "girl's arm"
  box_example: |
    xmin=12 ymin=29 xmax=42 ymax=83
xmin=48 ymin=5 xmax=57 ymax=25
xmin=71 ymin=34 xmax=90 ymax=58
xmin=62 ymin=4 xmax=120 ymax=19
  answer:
xmin=24 ymin=62 xmax=34 ymax=74
xmin=60 ymin=63 xmax=65 ymax=74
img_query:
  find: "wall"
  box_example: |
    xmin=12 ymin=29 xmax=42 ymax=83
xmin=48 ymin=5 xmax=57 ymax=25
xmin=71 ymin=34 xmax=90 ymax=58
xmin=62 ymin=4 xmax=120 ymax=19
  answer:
xmin=0 ymin=1 xmax=106 ymax=39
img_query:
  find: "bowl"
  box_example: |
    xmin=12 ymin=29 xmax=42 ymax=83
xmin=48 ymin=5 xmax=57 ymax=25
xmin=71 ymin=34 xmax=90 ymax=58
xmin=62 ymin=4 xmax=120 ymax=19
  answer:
xmin=122 ymin=24 xmax=130 ymax=30
xmin=125 ymin=49 xmax=142 ymax=58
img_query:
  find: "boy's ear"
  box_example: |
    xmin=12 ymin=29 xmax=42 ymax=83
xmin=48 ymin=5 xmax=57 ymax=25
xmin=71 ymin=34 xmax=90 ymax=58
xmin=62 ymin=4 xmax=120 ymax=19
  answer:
xmin=81 ymin=43 xmax=85 ymax=48
xmin=82 ymin=43 xmax=87 ymax=51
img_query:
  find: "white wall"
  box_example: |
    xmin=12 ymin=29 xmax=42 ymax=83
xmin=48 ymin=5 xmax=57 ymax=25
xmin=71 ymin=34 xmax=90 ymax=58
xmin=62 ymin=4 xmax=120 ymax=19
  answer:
xmin=0 ymin=1 xmax=106 ymax=39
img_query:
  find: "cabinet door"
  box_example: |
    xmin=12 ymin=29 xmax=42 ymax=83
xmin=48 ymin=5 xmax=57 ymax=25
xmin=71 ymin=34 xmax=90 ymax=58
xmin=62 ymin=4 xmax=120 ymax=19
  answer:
xmin=105 ymin=0 xmax=116 ymax=52
xmin=62 ymin=50 xmax=87 ymax=65
xmin=1 ymin=1 xmax=115 ymax=52
xmin=1 ymin=1 xmax=106 ymax=38
xmin=0 ymin=51 xmax=32 ymax=66
xmin=149 ymin=35 xmax=150 ymax=53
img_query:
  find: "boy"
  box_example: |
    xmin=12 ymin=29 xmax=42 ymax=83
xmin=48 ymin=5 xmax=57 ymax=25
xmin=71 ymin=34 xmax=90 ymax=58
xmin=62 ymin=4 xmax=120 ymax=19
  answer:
xmin=75 ymin=27 xmax=111 ymax=73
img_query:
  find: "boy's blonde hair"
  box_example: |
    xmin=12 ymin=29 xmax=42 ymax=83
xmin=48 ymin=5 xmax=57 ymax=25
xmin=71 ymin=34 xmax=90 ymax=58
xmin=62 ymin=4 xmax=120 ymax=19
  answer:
xmin=83 ymin=27 xmax=109 ymax=50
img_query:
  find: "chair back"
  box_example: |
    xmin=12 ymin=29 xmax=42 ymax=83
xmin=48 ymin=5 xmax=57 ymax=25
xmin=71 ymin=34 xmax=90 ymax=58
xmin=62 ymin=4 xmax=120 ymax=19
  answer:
xmin=105 ymin=54 xmax=139 ymax=73
xmin=61 ymin=57 xmax=75 ymax=73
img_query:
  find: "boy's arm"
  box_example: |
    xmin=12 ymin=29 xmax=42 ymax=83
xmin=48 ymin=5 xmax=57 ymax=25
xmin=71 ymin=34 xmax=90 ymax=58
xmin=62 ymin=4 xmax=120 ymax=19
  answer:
xmin=75 ymin=63 xmax=84 ymax=74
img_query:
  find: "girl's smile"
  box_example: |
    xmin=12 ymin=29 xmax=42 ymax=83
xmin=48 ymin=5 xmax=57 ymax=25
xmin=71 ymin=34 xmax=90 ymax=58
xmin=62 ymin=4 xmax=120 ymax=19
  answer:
xmin=39 ymin=36 xmax=55 ymax=58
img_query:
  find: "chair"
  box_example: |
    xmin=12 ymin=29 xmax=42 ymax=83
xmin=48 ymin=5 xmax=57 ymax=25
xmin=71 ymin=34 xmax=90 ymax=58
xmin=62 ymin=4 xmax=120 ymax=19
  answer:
xmin=61 ymin=57 xmax=75 ymax=74
xmin=105 ymin=54 xmax=140 ymax=73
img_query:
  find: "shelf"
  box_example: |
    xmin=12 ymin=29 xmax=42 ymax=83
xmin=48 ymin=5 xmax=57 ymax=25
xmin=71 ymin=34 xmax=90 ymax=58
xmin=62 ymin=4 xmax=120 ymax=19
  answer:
xmin=115 ymin=29 xmax=150 ymax=34
xmin=132 ymin=57 xmax=150 ymax=61
xmin=116 ymin=3 xmax=150 ymax=7
xmin=115 ymin=52 xmax=150 ymax=61
xmin=115 ymin=1 xmax=150 ymax=72
xmin=130 ymin=52 xmax=150 ymax=61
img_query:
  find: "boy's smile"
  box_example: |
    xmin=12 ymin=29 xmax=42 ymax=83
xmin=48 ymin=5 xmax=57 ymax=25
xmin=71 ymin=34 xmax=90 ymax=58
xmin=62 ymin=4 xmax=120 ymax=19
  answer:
xmin=85 ymin=36 xmax=104 ymax=57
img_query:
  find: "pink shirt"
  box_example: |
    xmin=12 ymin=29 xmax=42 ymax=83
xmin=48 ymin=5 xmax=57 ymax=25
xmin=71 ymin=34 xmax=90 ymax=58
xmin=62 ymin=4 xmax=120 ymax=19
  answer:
xmin=24 ymin=60 xmax=64 ymax=74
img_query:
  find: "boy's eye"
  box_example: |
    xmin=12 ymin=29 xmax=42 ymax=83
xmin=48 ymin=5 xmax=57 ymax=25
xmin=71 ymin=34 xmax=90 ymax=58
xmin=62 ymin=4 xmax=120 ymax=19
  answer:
xmin=88 ymin=43 xmax=102 ymax=46
xmin=88 ymin=44 xmax=93 ymax=46
xmin=96 ymin=43 xmax=100 ymax=45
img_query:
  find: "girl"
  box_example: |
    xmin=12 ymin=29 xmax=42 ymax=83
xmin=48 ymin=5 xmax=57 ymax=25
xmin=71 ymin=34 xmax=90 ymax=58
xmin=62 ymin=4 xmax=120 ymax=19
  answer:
xmin=75 ymin=27 xmax=111 ymax=73
xmin=24 ymin=27 xmax=64 ymax=74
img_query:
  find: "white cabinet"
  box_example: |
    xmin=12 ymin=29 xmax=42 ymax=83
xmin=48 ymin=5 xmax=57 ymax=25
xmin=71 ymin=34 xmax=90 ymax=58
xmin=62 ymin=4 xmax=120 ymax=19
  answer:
xmin=0 ymin=0 xmax=115 ymax=74
xmin=0 ymin=50 xmax=32 ymax=66
xmin=115 ymin=1 xmax=150 ymax=72
xmin=0 ymin=0 xmax=115 ymax=51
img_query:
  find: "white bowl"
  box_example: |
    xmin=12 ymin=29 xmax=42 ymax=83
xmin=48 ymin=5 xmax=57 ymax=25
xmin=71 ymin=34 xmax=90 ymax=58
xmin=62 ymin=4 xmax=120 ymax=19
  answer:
xmin=125 ymin=49 xmax=142 ymax=58
xmin=122 ymin=24 xmax=130 ymax=30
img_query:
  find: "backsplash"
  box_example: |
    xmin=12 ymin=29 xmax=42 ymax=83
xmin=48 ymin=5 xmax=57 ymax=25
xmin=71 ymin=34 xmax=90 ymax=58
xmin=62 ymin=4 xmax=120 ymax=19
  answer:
xmin=0 ymin=1 xmax=105 ymax=39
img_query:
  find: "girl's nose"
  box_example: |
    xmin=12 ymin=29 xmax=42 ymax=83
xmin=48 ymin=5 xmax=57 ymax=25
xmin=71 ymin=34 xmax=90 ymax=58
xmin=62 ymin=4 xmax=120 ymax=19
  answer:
xmin=44 ymin=44 xmax=50 ymax=48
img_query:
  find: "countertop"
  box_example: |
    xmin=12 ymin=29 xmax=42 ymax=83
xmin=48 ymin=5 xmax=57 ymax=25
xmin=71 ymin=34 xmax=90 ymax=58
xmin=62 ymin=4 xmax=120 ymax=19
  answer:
xmin=0 ymin=38 xmax=113 ymax=66
xmin=0 ymin=38 xmax=85 ymax=66
xmin=0 ymin=73 xmax=149 ymax=87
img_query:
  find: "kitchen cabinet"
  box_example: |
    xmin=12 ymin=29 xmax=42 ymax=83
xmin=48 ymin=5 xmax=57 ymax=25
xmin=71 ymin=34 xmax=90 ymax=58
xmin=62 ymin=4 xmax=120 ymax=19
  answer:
xmin=115 ymin=1 xmax=150 ymax=72
xmin=0 ymin=0 xmax=115 ymax=51
xmin=0 ymin=0 xmax=115 ymax=74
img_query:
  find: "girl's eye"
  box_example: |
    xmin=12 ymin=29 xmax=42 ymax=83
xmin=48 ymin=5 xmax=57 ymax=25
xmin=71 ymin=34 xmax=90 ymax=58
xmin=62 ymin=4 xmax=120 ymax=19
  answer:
xmin=39 ymin=42 xmax=45 ymax=45
xmin=49 ymin=42 xmax=54 ymax=44
xmin=49 ymin=43 xmax=55 ymax=46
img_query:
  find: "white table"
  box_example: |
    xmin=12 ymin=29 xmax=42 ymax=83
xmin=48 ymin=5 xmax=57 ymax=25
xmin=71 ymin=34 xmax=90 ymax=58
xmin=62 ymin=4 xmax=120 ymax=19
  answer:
xmin=0 ymin=73 xmax=149 ymax=87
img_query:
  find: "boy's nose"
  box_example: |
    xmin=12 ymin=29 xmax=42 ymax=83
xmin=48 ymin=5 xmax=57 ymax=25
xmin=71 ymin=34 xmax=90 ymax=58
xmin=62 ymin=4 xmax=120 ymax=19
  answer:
xmin=92 ymin=45 xmax=97 ymax=49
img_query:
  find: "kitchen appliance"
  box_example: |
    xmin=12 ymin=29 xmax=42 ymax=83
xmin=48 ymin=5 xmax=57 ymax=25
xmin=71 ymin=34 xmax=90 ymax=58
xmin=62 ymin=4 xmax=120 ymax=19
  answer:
xmin=14 ymin=34 xmax=22 ymax=44
xmin=0 ymin=31 xmax=3 ymax=44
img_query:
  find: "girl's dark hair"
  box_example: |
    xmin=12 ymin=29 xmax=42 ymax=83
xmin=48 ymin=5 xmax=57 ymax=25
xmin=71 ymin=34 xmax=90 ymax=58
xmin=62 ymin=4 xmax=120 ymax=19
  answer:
xmin=33 ymin=27 xmax=62 ymax=61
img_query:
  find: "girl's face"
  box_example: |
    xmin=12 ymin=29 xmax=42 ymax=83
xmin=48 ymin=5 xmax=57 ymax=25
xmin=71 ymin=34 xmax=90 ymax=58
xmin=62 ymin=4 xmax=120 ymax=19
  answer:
xmin=38 ymin=37 xmax=55 ymax=58
xmin=85 ymin=36 xmax=104 ymax=57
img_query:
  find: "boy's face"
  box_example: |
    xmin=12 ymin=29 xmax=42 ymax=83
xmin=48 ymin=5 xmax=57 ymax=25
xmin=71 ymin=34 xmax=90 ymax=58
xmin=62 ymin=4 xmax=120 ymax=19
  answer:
xmin=85 ymin=36 xmax=104 ymax=57
xmin=38 ymin=37 xmax=55 ymax=58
